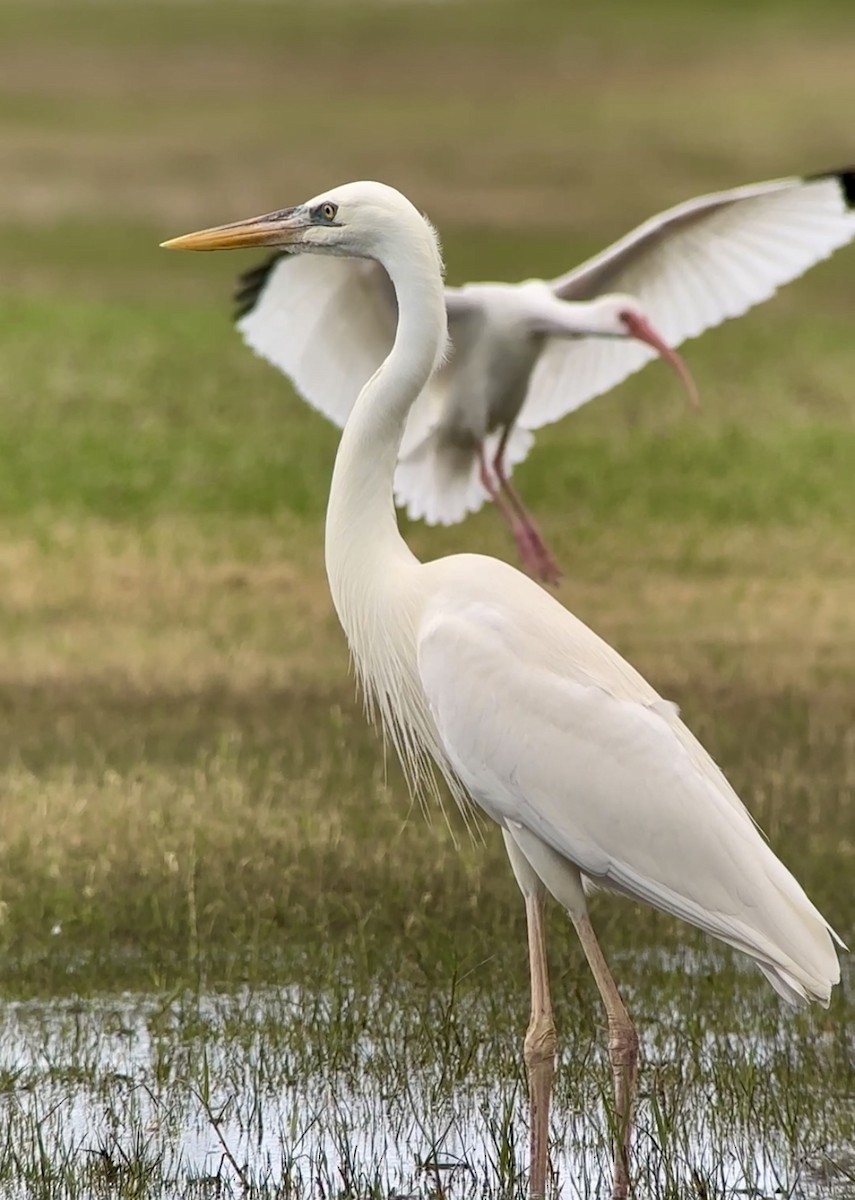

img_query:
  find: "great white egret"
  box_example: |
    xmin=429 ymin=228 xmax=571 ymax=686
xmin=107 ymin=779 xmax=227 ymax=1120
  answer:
xmin=164 ymin=182 xmax=842 ymax=1200
xmin=233 ymin=169 xmax=855 ymax=582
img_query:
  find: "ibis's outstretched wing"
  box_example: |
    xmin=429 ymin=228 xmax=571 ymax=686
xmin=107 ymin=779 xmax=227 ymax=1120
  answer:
xmin=520 ymin=170 xmax=855 ymax=430
xmin=235 ymin=253 xmax=398 ymax=427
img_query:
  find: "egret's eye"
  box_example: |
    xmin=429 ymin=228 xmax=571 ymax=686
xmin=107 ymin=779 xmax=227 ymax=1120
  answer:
xmin=313 ymin=202 xmax=338 ymax=224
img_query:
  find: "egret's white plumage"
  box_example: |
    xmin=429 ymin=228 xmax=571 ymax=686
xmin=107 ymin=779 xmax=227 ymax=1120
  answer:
xmin=165 ymin=180 xmax=842 ymax=1200
xmin=417 ymin=553 xmax=839 ymax=1008
xmin=234 ymin=169 xmax=855 ymax=580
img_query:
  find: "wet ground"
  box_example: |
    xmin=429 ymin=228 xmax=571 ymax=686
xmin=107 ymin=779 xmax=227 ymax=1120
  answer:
xmin=2 ymin=975 xmax=852 ymax=1199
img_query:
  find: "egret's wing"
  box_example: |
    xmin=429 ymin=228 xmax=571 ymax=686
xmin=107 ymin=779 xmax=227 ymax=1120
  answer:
xmin=235 ymin=253 xmax=398 ymax=428
xmin=417 ymin=563 xmax=840 ymax=1002
xmin=521 ymin=170 xmax=855 ymax=430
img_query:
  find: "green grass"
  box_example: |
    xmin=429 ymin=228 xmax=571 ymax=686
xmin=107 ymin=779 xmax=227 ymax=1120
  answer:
xmin=0 ymin=0 xmax=854 ymax=1195
xmin=2 ymin=293 xmax=855 ymax=529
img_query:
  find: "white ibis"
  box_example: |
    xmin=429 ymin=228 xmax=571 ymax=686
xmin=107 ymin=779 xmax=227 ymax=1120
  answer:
xmin=234 ymin=169 xmax=855 ymax=582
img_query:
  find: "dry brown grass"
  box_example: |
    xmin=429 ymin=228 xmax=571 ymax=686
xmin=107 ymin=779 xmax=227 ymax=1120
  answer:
xmin=0 ymin=515 xmax=852 ymax=698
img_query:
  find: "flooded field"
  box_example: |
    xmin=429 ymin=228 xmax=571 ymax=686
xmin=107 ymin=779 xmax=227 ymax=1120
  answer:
xmin=1 ymin=973 xmax=852 ymax=1199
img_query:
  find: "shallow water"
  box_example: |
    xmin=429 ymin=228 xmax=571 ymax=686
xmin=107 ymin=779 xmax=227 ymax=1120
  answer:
xmin=1 ymin=983 xmax=852 ymax=1199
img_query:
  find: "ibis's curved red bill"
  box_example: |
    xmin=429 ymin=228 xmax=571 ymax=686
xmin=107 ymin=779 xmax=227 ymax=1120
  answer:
xmin=622 ymin=311 xmax=701 ymax=411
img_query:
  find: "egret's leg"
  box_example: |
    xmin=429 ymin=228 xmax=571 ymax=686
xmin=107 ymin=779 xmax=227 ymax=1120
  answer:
xmin=570 ymin=914 xmax=639 ymax=1200
xmin=477 ymin=448 xmax=546 ymax=579
xmin=492 ymin=427 xmax=561 ymax=585
xmin=524 ymin=889 xmax=557 ymax=1200
xmin=502 ymin=830 xmax=558 ymax=1198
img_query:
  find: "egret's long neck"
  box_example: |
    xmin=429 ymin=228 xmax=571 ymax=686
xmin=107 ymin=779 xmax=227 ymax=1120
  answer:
xmin=325 ymin=235 xmax=447 ymax=623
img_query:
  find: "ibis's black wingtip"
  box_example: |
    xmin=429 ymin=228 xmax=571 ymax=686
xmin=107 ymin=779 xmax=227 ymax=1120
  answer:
xmin=806 ymin=167 xmax=855 ymax=209
xmin=233 ymin=252 xmax=287 ymax=322
xmin=841 ymin=170 xmax=855 ymax=207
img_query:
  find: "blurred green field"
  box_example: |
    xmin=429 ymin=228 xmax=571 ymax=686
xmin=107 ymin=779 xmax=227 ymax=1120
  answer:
xmin=0 ymin=1 xmax=854 ymax=1195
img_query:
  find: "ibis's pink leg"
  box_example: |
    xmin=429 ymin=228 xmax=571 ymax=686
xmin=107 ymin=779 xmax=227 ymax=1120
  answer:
xmin=492 ymin=427 xmax=561 ymax=585
xmin=571 ymin=914 xmax=639 ymax=1200
xmin=524 ymin=889 xmax=556 ymax=1199
xmin=477 ymin=448 xmax=548 ymax=581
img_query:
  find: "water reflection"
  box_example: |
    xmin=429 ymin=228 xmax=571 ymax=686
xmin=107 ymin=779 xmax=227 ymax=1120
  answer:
xmin=0 ymin=987 xmax=851 ymax=1198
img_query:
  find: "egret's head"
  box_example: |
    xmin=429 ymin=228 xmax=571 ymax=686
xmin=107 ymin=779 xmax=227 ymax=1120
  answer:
xmin=587 ymin=294 xmax=700 ymax=411
xmin=161 ymin=181 xmax=440 ymax=267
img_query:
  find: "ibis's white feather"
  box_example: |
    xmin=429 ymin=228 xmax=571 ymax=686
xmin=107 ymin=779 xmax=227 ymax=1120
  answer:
xmin=394 ymin=424 xmax=534 ymax=526
xmin=520 ymin=172 xmax=855 ymax=430
xmin=237 ymin=254 xmax=397 ymax=427
xmin=237 ymin=253 xmax=454 ymax=477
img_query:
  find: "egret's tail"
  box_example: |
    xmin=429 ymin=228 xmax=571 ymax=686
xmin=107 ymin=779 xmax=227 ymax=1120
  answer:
xmin=393 ymin=426 xmax=535 ymax=527
xmin=710 ymin=843 xmax=844 ymax=1008
xmin=747 ymin=866 xmax=845 ymax=1008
